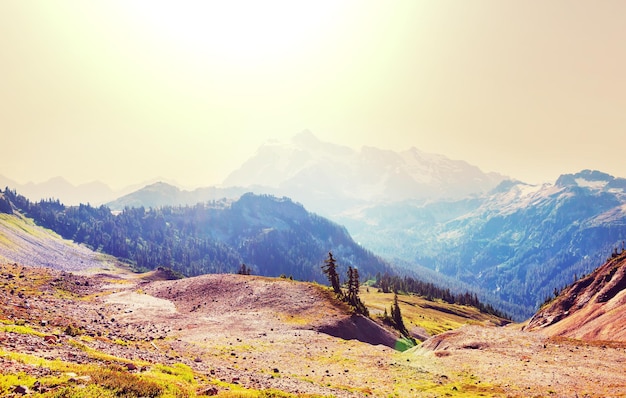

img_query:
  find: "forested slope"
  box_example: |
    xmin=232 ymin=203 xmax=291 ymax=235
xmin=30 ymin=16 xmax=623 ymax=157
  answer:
xmin=2 ymin=189 xmax=392 ymax=283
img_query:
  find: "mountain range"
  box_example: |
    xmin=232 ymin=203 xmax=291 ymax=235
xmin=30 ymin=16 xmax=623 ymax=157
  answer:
xmin=221 ymin=130 xmax=506 ymax=214
xmin=3 ymin=132 xmax=626 ymax=320
xmin=341 ymin=170 xmax=626 ymax=319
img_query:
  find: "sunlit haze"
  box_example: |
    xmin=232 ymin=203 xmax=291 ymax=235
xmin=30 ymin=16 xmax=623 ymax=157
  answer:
xmin=2 ymin=0 xmax=625 ymax=190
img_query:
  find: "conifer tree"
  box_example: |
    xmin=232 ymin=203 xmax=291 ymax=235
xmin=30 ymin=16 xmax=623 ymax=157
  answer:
xmin=345 ymin=266 xmax=368 ymax=316
xmin=322 ymin=251 xmax=341 ymax=295
xmin=347 ymin=266 xmax=357 ymax=305
xmin=391 ymin=292 xmax=408 ymax=336
xmin=238 ymin=263 xmax=251 ymax=275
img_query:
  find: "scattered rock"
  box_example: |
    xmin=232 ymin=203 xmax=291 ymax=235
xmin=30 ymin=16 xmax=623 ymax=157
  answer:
xmin=13 ymin=385 xmax=30 ymax=395
xmin=125 ymin=363 xmax=138 ymax=371
xmin=43 ymin=335 xmax=57 ymax=344
xmin=197 ymin=386 xmax=218 ymax=396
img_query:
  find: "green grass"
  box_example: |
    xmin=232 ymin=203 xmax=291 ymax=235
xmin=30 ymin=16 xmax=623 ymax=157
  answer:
xmin=1 ymin=324 xmax=47 ymax=337
xmin=0 ymin=347 xmax=199 ymax=398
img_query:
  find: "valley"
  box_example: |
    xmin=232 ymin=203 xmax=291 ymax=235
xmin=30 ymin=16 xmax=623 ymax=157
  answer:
xmin=9 ymin=134 xmax=626 ymax=321
xmin=0 ymin=197 xmax=626 ymax=396
xmin=5 ymin=1 xmax=626 ymax=395
xmin=2 ymin=134 xmax=626 ymax=396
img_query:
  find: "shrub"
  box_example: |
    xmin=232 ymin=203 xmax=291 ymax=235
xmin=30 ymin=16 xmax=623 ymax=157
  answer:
xmin=64 ymin=324 xmax=82 ymax=337
xmin=88 ymin=367 xmax=163 ymax=398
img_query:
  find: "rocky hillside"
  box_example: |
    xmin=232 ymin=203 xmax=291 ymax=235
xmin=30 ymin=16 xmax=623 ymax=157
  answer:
xmin=0 ymin=262 xmax=501 ymax=397
xmin=525 ymin=249 xmax=626 ymax=341
xmin=2 ymin=262 xmax=625 ymax=397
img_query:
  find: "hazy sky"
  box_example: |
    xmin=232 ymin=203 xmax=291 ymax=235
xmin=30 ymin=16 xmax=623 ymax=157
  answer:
xmin=2 ymin=1 xmax=625 ymax=189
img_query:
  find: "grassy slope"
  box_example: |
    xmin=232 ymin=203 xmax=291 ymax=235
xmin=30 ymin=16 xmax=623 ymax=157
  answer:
xmin=360 ymin=287 xmax=507 ymax=337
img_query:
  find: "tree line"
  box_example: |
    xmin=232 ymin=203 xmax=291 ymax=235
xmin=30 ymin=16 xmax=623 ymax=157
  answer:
xmin=321 ymin=251 xmax=369 ymax=316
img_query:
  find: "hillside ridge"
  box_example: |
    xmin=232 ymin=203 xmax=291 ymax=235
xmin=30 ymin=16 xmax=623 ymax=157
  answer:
xmin=525 ymin=248 xmax=626 ymax=340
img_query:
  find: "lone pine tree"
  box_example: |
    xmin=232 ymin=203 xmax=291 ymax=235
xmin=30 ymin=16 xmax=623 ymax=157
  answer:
xmin=322 ymin=251 xmax=342 ymax=295
xmin=391 ymin=292 xmax=408 ymax=336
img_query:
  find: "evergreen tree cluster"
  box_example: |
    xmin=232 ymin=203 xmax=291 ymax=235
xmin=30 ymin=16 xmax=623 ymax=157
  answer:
xmin=321 ymin=252 xmax=369 ymax=316
xmin=374 ymin=272 xmax=510 ymax=320
xmin=0 ymin=194 xmax=13 ymax=214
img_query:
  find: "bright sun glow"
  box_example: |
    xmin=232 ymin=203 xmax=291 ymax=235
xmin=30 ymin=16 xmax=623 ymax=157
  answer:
xmin=126 ymin=1 xmax=348 ymax=64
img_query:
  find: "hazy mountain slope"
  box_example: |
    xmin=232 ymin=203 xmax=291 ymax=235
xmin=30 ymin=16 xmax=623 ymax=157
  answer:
xmin=106 ymin=182 xmax=256 ymax=211
xmin=0 ymin=176 xmax=117 ymax=206
xmin=0 ymin=175 xmax=168 ymax=207
xmin=344 ymin=170 xmax=626 ymax=320
xmin=525 ymin=249 xmax=626 ymax=341
xmin=4 ymin=188 xmax=394 ymax=283
xmin=105 ymin=131 xmax=504 ymax=216
xmin=0 ymin=195 xmax=114 ymax=271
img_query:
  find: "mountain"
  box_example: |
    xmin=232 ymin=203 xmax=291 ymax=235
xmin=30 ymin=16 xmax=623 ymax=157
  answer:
xmin=223 ymin=130 xmax=506 ymax=215
xmin=105 ymin=131 xmax=505 ymax=216
xmin=3 ymin=188 xmax=394 ymax=283
xmin=0 ymin=175 xmax=134 ymax=206
xmin=342 ymin=170 xmax=626 ymax=320
xmin=525 ymin=249 xmax=626 ymax=341
xmin=106 ymin=182 xmax=258 ymax=211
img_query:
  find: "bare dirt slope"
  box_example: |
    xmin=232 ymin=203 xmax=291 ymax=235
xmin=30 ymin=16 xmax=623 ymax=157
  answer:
xmin=414 ymin=324 xmax=626 ymax=397
xmin=526 ymin=251 xmax=626 ymax=340
xmin=0 ymin=264 xmax=410 ymax=397
xmin=141 ymin=273 xmax=399 ymax=347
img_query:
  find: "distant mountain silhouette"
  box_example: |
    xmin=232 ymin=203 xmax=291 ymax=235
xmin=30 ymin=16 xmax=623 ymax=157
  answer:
xmin=0 ymin=175 xmax=144 ymax=206
xmin=222 ymin=130 xmax=506 ymax=215
xmin=106 ymin=131 xmax=505 ymax=215
xmin=107 ymin=182 xmax=258 ymax=211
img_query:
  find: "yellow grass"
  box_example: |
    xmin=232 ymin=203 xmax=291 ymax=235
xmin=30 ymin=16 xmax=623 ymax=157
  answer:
xmin=359 ymin=288 xmax=498 ymax=337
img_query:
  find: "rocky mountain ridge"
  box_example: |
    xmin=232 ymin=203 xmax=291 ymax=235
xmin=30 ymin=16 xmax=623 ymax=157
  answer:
xmin=525 ymin=247 xmax=626 ymax=340
xmin=106 ymin=131 xmax=506 ymax=215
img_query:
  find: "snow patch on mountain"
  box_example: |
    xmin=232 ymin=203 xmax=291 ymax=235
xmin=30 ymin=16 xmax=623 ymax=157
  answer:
xmin=223 ymin=131 xmax=506 ymax=215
